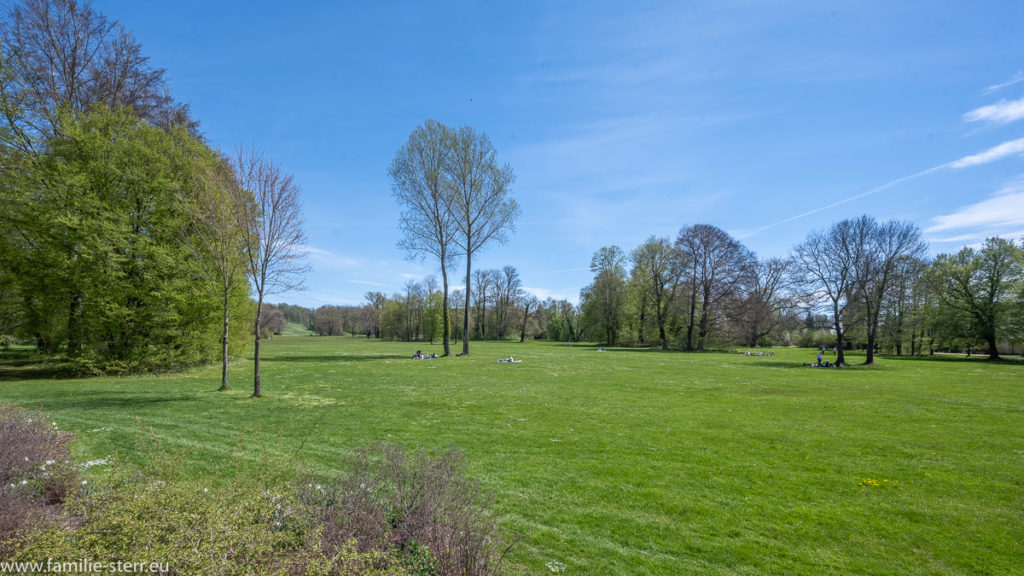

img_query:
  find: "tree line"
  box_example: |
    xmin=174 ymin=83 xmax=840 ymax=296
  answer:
xmin=291 ymin=265 xmax=545 ymax=344
xmin=278 ymin=215 xmax=1022 ymax=364
xmin=577 ymin=218 xmax=1023 ymax=362
xmin=0 ymin=0 xmax=307 ymax=394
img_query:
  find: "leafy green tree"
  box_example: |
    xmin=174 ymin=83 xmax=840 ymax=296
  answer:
xmin=927 ymin=237 xmax=1022 ymax=360
xmin=1 ymin=106 xmax=239 ymax=369
xmin=422 ymin=290 xmax=445 ymax=344
xmin=182 ymin=155 xmax=251 ymax=390
xmin=582 ymin=246 xmax=627 ymax=346
xmin=630 ymin=237 xmax=684 ymax=349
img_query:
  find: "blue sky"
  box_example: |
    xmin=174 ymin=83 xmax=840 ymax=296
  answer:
xmin=97 ymin=0 xmax=1024 ymax=308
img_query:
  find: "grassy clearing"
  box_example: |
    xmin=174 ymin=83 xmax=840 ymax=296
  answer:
xmin=1 ymin=337 xmax=1022 ymax=575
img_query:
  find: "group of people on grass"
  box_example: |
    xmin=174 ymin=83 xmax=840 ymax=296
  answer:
xmin=808 ymin=346 xmax=843 ymax=368
xmin=410 ymin=350 xmax=522 ymax=363
xmin=742 ymin=351 xmax=774 ymax=357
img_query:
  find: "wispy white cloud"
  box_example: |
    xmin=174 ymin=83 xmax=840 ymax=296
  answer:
xmin=299 ymin=245 xmax=361 ymax=269
xmin=948 ymin=137 xmax=1024 ymax=169
xmin=925 ymin=177 xmax=1024 ymax=244
xmin=347 ymin=279 xmax=393 ymax=288
xmin=739 ymin=137 xmax=1024 ymax=240
xmin=736 ymin=165 xmax=944 ymax=240
xmin=963 ymin=96 xmax=1024 ymax=126
xmin=983 ymin=71 xmax=1024 ymax=95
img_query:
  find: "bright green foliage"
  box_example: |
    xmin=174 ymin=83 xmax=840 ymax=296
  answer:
xmin=421 ymin=290 xmax=445 ymax=343
xmin=926 ymin=237 xmax=1023 ymax=359
xmin=581 ymin=246 xmax=628 ymax=345
xmin=0 ymin=106 xmax=250 ymax=371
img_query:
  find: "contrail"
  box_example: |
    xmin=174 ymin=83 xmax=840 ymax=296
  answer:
xmin=737 ymin=165 xmax=945 ymax=240
xmin=737 ymin=137 xmax=1024 ymax=240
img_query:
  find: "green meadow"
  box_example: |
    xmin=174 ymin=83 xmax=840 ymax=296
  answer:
xmin=1 ymin=335 xmax=1022 ymax=575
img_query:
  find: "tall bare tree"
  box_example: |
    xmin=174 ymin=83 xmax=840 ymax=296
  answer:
xmin=234 ymin=146 xmax=308 ymax=398
xmin=793 ymin=219 xmax=865 ymax=365
xmin=732 ymin=257 xmax=797 ymax=347
xmin=389 ymin=120 xmax=460 ymax=355
xmin=0 ymin=0 xmax=192 ymax=154
xmin=854 ymin=218 xmax=927 ymax=364
xmin=517 ymin=293 xmax=540 ymax=342
xmin=675 ymin=224 xmax=755 ymax=351
xmin=446 ymin=126 xmax=519 ymax=356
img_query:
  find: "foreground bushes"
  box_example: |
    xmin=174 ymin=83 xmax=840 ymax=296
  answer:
xmin=302 ymin=444 xmax=512 ymax=576
xmin=0 ymin=404 xmax=512 ymax=575
xmin=0 ymin=404 xmax=77 ymax=557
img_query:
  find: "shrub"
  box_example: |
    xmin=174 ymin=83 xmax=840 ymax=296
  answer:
xmin=0 ymin=404 xmax=78 ymax=556
xmin=9 ymin=447 xmax=411 ymax=575
xmin=3 ymin=407 xmax=512 ymax=575
xmin=301 ymin=444 xmax=513 ymax=576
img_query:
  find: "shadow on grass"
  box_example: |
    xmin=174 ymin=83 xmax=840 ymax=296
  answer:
xmin=17 ymin=392 xmax=197 ymax=411
xmin=874 ymin=353 xmax=1023 ymax=365
xmin=0 ymin=351 xmax=81 ymax=381
xmin=262 ymin=354 xmax=407 ymax=363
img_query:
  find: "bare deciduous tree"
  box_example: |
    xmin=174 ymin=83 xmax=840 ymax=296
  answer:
xmin=517 ymin=293 xmax=540 ymax=342
xmin=234 ymin=146 xmax=308 ymax=398
xmin=446 ymin=126 xmax=520 ymax=356
xmin=732 ymin=257 xmax=797 ymax=347
xmin=854 ymin=217 xmax=927 ymax=364
xmin=676 ymin=224 xmax=755 ymax=351
xmin=793 ymin=220 xmax=864 ymax=366
xmin=0 ymin=0 xmax=192 ymax=154
xmin=389 ymin=120 xmax=460 ymax=356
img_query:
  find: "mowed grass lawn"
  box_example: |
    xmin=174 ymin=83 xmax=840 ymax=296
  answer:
xmin=1 ymin=336 xmax=1022 ymax=575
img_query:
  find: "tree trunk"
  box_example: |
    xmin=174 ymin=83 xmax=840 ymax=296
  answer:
xmin=637 ymin=297 xmax=646 ymax=345
xmin=253 ymin=298 xmax=263 ymax=398
xmin=985 ymin=333 xmax=1000 ymax=360
xmin=863 ymin=301 xmax=876 ymax=365
xmin=462 ymin=252 xmax=472 ymax=356
xmin=441 ymin=266 xmax=451 ymax=357
xmin=686 ymin=289 xmax=697 ymax=351
xmin=67 ymin=289 xmax=84 ymax=358
xmin=833 ymin=301 xmax=846 ymax=366
xmin=219 ymin=283 xmax=230 ymax=391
